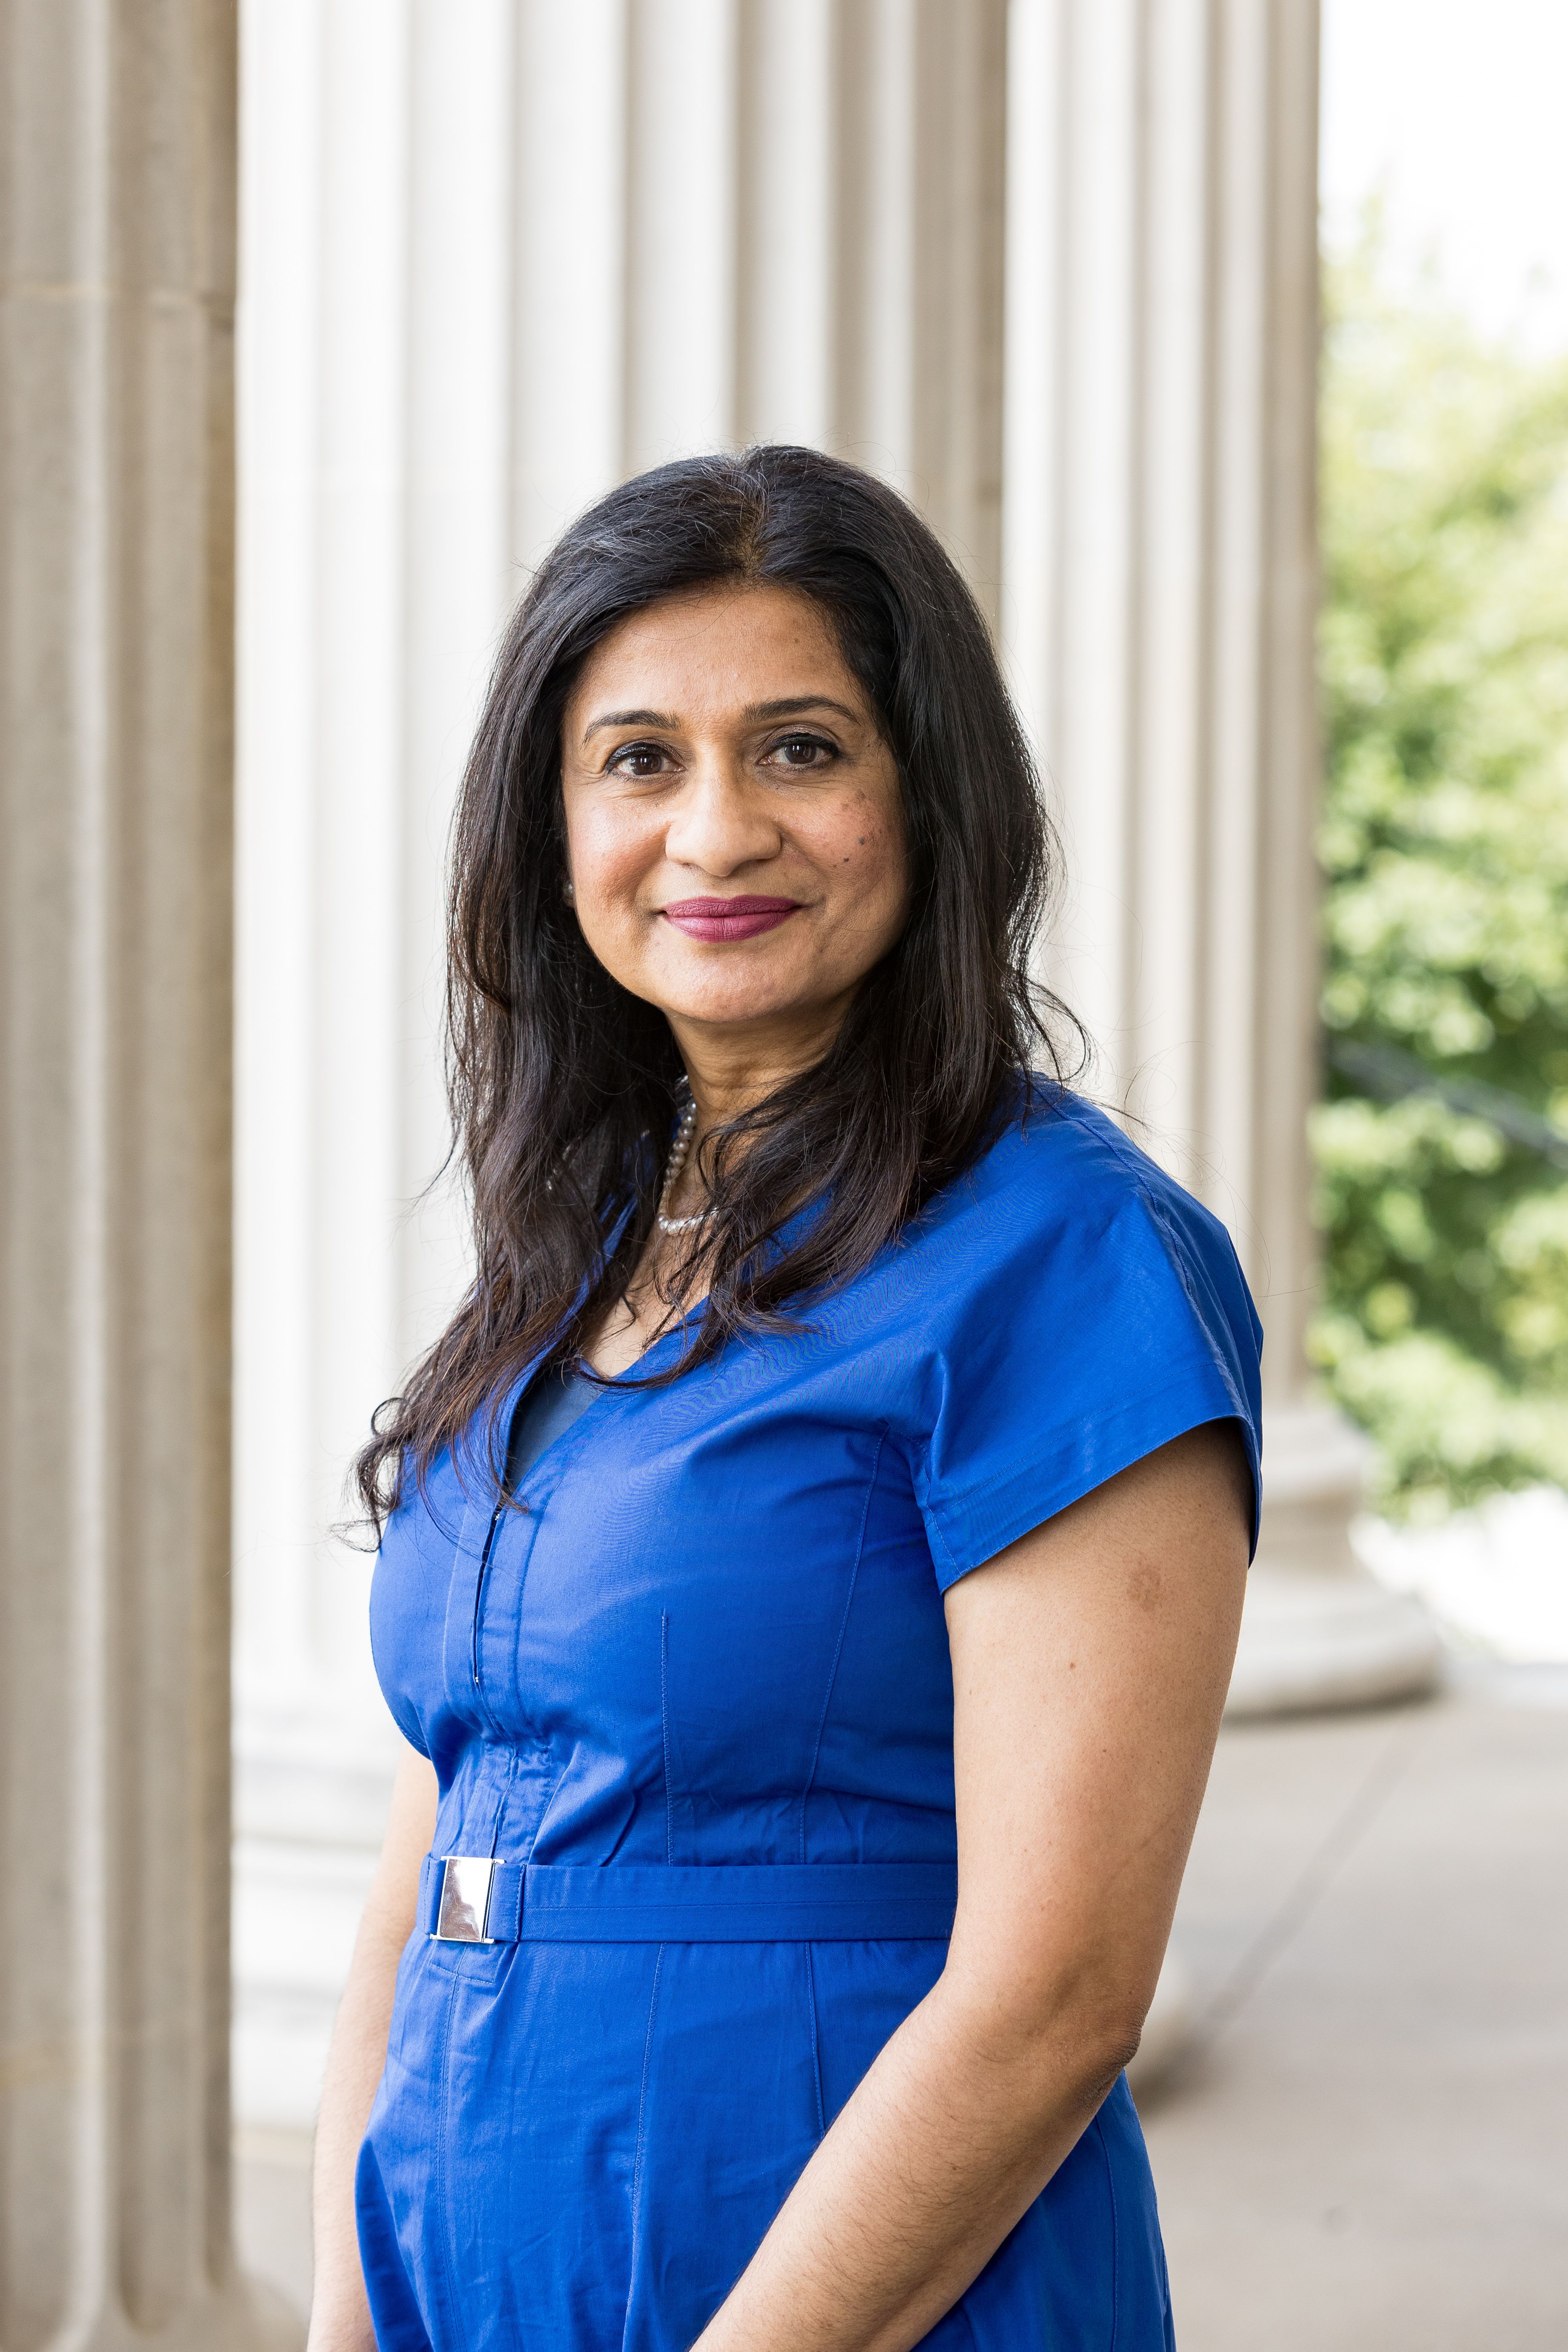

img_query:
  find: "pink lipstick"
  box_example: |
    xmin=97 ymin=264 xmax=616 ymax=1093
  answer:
xmin=661 ymin=895 xmax=802 ymax=943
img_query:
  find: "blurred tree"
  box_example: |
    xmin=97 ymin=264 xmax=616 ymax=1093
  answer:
xmin=1314 ymin=239 xmax=1568 ymax=1514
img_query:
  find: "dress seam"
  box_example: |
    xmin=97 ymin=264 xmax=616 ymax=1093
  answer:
xmin=522 ymin=1747 xmax=570 ymax=1864
xmin=623 ymin=1943 xmax=667 ymax=2349
xmin=431 ymin=1961 xmax=469 ymax=2352
xmin=797 ymin=1428 xmax=886 ymax=1862
xmin=1094 ymin=2108 xmax=1120 ymax=2352
xmin=486 ymin=1745 xmax=519 ymax=1859
xmin=660 ymin=1611 xmax=676 ymax=1863
xmin=804 ymin=1943 xmax=826 ymax=2140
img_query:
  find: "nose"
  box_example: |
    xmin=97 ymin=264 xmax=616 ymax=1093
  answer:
xmin=663 ymin=755 xmax=781 ymax=878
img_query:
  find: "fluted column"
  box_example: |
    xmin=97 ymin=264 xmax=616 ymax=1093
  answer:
xmin=0 ymin=4 xmax=296 ymax=2344
xmin=234 ymin=0 xmax=1009 ymax=2130
xmin=1003 ymin=0 xmax=1438 ymax=1712
xmin=512 ymin=0 xmax=1006 ymax=602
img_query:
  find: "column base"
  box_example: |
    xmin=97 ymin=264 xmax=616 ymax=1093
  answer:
xmin=1226 ymin=1405 xmax=1443 ymax=1719
xmin=77 ymin=2278 xmax=303 ymax=2352
xmin=1126 ymin=1950 xmax=1192 ymax=2093
xmin=239 ymin=2277 xmax=309 ymax=2351
xmin=1227 ymin=1566 xmax=1443 ymax=1718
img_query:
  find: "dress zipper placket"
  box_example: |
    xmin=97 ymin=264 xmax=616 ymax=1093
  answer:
xmin=470 ymin=1497 xmax=507 ymax=1702
xmin=472 ymin=1378 xmax=533 ymax=1711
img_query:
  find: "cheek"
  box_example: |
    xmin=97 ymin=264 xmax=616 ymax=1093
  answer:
xmin=565 ymin=801 xmax=656 ymax=924
xmin=824 ymin=793 xmax=907 ymax=904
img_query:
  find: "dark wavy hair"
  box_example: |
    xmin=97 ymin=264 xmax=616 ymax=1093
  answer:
xmin=355 ymin=444 xmax=1081 ymax=1532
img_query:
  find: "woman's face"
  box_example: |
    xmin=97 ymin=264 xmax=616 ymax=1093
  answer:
xmin=559 ymin=583 xmax=908 ymax=1063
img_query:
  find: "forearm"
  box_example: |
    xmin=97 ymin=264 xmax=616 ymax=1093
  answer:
xmin=306 ymin=1917 xmax=405 ymax=2352
xmin=693 ymin=1969 xmax=1137 ymax=2352
xmin=308 ymin=1745 xmax=436 ymax=2352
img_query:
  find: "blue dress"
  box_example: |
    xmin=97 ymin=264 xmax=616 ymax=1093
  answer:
xmin=357 ymin=1090 xmax=1263 ymax=2351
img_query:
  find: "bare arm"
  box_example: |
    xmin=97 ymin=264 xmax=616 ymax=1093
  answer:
xmin=693 ymin=1420 xmax=1251 ymax=2352
xmin=307 ymin=1743 xmax=439 ymax=2352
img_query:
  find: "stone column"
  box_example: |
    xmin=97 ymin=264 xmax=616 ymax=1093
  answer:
xmin=0 ymin=3 xmax=296 ymax=2344
xmin=234 ymin=0 xmax=1010 ymax=2132
xmin=513 ymin=0 xmax=1007 ymax=601
xmin=1002 ymin=0 xmax=1438 ymax=1713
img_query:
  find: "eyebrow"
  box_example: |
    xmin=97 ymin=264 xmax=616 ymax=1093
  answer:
xmin=580 ymin=693 xmax=861 ymax=745
xmin=581 ymin=707 xmax=676 ymax=742
xmin=744 ymin=696 xmax=861 ymax=724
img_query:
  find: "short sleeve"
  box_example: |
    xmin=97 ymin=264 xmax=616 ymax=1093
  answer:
xmin=909 ymin=1101 xmax=1263 ymax=1590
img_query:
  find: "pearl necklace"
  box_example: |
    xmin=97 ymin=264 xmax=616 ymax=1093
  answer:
xmin=657 ymin=1098 xmax=709 ymax=1234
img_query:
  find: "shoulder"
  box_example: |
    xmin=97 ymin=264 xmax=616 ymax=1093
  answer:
xmin=880 ymin=1083 xmax=1264 ymax=1579
xmin=919 ymin=1085 xmax=1254 ymax=1317
xmin=882 ymin=1081 xmax=1264 ymax=1445
xmin=961 ymin=1081 xmax=1166 ymax=1207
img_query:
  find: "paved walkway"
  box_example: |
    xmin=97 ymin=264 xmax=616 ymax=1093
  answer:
xmin=236 ymin=1668 xmax=1568 ymax=2341
xmin=1142 ymin=1666 xmax=1568 ymax=2351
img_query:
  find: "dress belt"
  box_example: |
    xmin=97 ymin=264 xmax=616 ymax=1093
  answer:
xmin=420 ymin=1853 xmax=959 ymax=1944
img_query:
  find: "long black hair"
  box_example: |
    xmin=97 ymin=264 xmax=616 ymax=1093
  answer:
xmin=355 ymin=444 xmax=1081 ymax=1531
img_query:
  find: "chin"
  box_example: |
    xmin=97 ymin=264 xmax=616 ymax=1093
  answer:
xmin=661 ymin=988 xmax=803 ymax=1029
xmin=638 ymin=952 xmax=804 ymax=1024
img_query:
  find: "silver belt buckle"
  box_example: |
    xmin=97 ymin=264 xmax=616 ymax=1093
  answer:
xmin=432 ymin=1855 xmax=497 ymax=1943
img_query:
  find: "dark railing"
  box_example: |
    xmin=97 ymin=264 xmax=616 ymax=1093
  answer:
xmin=1326 ymin=1037 xmax=1568 ymax=1175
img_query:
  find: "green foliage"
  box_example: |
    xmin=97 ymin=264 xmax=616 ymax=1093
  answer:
xmin=1315 ymin=241 xmax=1568 ymax=1515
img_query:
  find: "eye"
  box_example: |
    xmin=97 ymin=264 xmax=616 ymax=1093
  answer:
xmin=606 ymin=740 xmax=673 ymax=780
xmin=764 ymin=733 xmax=836 ymax=770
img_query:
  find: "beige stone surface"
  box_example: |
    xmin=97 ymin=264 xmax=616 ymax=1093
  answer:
xmin=1142 ymin=1670 xmax=1568 ymax=2350
xmin=234 ymin=2130 xmax=313 ymax=2325
xmin=0 ymin=3 xmax=293 ymax=2342
xmin=1004 ymin=0 xmax=1323 ymax=1376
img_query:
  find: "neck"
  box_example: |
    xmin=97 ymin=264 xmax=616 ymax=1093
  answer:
xmin=667 ymin=998 xmax=850 ymax=1145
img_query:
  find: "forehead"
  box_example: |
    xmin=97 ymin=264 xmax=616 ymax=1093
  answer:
xmin=564 ymin=583 xmax=862 ymax=730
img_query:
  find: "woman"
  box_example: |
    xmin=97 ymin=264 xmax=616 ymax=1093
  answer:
xmin=309 ymin=445 xmax=1260 ymax=2352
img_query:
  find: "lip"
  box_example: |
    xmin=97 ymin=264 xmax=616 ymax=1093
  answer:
xmin=660 ymin=895 xmax=803 ymax=943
